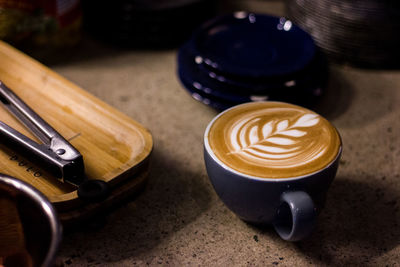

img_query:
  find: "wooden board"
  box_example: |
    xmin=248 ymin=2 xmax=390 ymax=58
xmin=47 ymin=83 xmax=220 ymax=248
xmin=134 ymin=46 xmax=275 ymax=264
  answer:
xmin=0 ymin=41 xmax=153 ymax=211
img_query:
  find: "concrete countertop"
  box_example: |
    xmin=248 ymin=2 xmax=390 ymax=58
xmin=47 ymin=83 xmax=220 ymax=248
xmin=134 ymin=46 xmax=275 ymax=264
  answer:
xmin=36 ymin=1 xmax=400 ymax=266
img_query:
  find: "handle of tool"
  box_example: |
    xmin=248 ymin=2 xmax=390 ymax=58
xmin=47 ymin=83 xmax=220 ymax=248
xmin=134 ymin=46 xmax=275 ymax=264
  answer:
xmin=0 ymin=81 xmax=81 ymax=162
xmin=0 ymin=121 xmax=84 ymax=185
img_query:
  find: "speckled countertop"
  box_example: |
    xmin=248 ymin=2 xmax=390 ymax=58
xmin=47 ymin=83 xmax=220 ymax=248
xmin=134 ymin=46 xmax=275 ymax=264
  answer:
xmin=33 ymin=1 xmax=400 ymax=266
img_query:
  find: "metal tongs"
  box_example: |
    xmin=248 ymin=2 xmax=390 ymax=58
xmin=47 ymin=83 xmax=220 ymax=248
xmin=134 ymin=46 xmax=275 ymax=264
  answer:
xmin=0 ymin=81 xmax=109 ymax=201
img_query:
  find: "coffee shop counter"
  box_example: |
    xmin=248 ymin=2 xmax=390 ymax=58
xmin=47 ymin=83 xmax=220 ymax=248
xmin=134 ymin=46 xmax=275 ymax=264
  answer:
xmin=43 ymin=1 xmax=400 ymax=266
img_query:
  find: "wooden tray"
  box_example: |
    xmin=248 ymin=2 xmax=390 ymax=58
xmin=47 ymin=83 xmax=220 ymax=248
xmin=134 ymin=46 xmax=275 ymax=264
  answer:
xmin=0 ymin=41 xmax=153 ymax=213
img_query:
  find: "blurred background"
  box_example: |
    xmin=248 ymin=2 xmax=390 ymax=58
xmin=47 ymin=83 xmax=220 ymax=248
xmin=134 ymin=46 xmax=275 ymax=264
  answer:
xmin=0 ymin=0 xmax=398 ymax=69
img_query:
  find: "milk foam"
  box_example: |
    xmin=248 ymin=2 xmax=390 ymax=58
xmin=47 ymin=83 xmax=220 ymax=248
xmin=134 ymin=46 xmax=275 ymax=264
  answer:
xmin=228 ymin=112 xmax=322 ymax=169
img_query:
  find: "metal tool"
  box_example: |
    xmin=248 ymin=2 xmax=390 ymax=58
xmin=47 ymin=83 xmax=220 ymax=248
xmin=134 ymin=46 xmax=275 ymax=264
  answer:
xmin=0 ymin=81 xmax=109 ymax=201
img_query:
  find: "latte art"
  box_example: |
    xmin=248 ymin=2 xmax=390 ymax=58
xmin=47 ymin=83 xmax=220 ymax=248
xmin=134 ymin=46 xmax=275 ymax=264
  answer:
xmin=206 ymin=102 xmax=341 ymax=178
xmin=229 ymin=113 xmax=322 ymax=162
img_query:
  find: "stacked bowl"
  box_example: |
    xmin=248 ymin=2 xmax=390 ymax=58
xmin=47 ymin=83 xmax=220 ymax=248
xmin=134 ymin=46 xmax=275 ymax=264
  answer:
xmin=285 ymin=0 xmax=400 ymax=68
xmin=177 ymin=12 xmax=329 ymax=110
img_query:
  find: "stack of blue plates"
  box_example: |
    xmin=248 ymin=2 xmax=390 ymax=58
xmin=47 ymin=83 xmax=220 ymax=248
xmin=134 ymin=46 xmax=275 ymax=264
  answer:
xmin=177 ymin=12 xmax=329 ymax=110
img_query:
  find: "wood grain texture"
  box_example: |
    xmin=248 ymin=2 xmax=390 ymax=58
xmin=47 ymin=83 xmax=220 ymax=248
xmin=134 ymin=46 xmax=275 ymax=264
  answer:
xmin=0 ymin=41 xmax=153 ymax=209
xmin=0 ymin=197 xmax=25 ymax=256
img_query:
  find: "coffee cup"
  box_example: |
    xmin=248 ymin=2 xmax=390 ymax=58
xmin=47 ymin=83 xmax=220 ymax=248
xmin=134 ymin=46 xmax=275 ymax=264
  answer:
xmin=204 ymin=101 xmax=342 ymax=241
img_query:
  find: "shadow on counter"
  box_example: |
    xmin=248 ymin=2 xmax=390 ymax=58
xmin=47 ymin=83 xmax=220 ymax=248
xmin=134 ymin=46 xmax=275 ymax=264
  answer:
xmin=313 ymin=66 xmax=355 ymax=121
xmin=58 ymin=147 xmax=212 ymax=264
xmin=244 ymin=175 xmax=400 ymax=265
xmin=313 ymin=63 xmax=398 ymax=130
xmin=294 ymin=176 xmax=400 ymax=265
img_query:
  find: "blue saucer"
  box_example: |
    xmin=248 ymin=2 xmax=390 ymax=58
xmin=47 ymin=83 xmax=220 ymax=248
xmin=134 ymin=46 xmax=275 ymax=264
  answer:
xmin=179 ymin=40 xmax=327 ymax=90
xmin=179 ymin=41 xmax=292 ymax=92
xmin=189 ymin=12 xmax=316 ymax=79
xmin=178 ymin=54 xmax=268 ymax=103
xmin=178 ymin=71 xmax=234 ymax=110
xmin=178 ymin=41 xmax=327 ymax=107
xmin=178 ymin=64 xmax=324 ymax=109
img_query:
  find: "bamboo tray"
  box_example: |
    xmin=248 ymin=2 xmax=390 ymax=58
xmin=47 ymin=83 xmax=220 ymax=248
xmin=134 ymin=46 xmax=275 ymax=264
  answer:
xmin=0 ymin=41 xmax=153 ymax=216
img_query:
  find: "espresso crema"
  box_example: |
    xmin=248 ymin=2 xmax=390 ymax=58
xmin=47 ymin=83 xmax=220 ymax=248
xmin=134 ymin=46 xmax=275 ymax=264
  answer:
xmin=206 ymin=102 xmax=341 ymax=178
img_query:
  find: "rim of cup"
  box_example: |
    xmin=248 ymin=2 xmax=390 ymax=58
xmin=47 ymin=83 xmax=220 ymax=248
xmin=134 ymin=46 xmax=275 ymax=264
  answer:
xmin=204 ymin=101 xmax=342 ymax=182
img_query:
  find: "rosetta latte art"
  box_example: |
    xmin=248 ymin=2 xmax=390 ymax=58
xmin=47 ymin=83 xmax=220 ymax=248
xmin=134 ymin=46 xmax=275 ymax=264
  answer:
xmin=228 ymin=114 xmax=324 ymax=168
xmin=207 ymin=102 xmax=341 ymax=178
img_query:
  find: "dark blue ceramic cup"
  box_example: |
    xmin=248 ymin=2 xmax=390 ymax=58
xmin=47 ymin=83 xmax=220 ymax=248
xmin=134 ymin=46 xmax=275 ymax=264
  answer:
xmin=203 ymin=106 xmax=342 ymax=241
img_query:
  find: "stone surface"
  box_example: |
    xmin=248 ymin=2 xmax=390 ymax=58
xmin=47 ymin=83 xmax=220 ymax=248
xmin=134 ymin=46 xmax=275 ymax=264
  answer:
xmin=29 ymin=1 xmax=400 ymax=266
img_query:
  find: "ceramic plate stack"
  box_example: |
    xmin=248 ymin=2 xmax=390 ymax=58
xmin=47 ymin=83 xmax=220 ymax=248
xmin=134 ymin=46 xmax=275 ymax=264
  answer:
xmin=82 ymin=0 xmax=215 ymax=48
xmin=177 ymin=12 xmax=329 ymax=110
xmin=285 ymin=0 xmax=400 ymax=68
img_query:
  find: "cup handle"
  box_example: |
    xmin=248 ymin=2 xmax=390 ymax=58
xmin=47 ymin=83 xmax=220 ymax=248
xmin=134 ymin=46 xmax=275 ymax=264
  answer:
xmin=273 ymin=191 xmax=316 ymax=241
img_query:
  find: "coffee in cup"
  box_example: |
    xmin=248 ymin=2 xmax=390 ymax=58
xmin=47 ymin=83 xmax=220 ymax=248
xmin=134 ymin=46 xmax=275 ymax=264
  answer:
xmin=204 ymin=101 xmax=342 ymax=241
xmin=207 ymin=101 xmax=341 ymax=178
